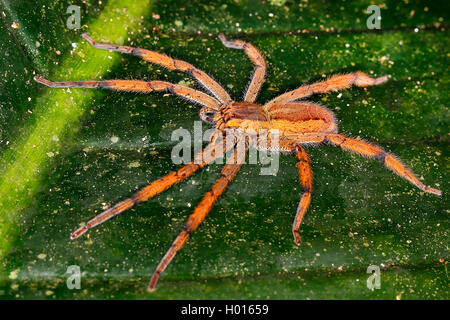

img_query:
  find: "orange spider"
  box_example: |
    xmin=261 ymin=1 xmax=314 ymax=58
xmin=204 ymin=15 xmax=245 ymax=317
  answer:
xmin=34 ymin=33 xmax=441 ymax=291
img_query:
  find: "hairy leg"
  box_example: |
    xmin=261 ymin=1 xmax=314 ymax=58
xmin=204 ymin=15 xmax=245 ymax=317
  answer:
xmin=325 ymin=134 xmax=441 ymax=195
xmin=70 ymin=137 xmax=234 ymax=240
xmin=34 ymin=77 xmax=222 ymax=110
xmin=265 ymin=72 xmax=389 ymax=110
xmin=219 ymin=33 xmax=266 ymax=103
xmin=292 ymin=145 xmax=313 ymax=245
xmin=81 ymin=33 xmax=232 ymax=104
xmin=282 ymin=134 xmax=326 ymax=146
xmin=148 ymin=143 xmax=247 ymax=291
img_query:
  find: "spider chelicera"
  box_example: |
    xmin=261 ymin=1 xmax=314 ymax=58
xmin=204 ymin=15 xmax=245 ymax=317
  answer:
xmin=34 ymin=33 xmax=441 ymax=291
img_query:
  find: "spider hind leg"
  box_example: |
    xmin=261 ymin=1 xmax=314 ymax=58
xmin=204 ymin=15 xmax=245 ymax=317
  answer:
xmin=265 ymin=72 xmax=389 ymax=109
xmin=325 ymin=134 xmax=441 ymax=195
xmin=292 ymin=145 xmax=313 ymax=246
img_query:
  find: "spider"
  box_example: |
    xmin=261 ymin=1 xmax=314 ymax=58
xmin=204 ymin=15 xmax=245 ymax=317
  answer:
xmin=34 ymin=33 xmax=441 ymax=291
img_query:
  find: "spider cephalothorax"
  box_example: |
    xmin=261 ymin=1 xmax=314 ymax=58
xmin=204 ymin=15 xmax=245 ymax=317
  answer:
xmin=35 ymin=33 xmax=441 ymax=291
xmin=216 ymin=103 xmax=267 ymax=128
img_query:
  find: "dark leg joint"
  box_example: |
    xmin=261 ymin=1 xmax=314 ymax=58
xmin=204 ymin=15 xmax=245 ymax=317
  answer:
xmin=130 ymin=195 xmax=140 ymax=203
xmin=302 ymin=186 xmax=311 ymax=194
xmin=183 ymin=225 xmax=193 ymax=235
xmin=336 ymin=137 xmax=346 ymax=146
xmin=374 ymin=151 xmax=386 ymax=162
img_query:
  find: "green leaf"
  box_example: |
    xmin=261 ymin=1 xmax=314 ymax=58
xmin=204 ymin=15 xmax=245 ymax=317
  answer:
xmin=0 ymin=0 xmax=447 ymax=299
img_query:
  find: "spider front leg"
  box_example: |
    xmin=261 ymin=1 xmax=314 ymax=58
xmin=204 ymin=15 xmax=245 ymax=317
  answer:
xmin=34 ymin=77 xmax=222 ymax=110
xmin=265 ymin=72 xmax=389 ymax=109
xmin=325 ymin=134 xmax=441 ymax=195
xmin=292 ymin=145 xmax=313 ymax=246
xmin=71 ymin=136 xmax=234 ymax=239
xmin=148 ymin=140 xmax=248 ymax=291
xmin=81 ymin=34 xmax=232 ymax=104
xmin=218 ymin=33 xmax=266 ymax=103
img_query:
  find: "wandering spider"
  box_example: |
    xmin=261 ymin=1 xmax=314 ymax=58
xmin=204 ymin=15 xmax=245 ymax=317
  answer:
xmin=34 ymin=33 xmax=441 ymax=291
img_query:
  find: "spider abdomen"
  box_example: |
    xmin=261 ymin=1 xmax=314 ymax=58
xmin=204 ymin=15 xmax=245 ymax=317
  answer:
xmin=268 ymin=102 xmax=338 ymax=135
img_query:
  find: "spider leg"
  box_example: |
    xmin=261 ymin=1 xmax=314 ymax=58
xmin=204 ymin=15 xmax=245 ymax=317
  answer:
xmin=81 ymin=34 xmax=232 ymax=104
xmin=70 ymin=137 xmax=234 ymax=240
xmin=325 ymin=134 xmax=441 ymax=196
xmin=265 ymin=72 xmax=389 ymax=110
xmin=34 ymin=77 xmax=222 ymax=110
xmin=147 ymin=141 xmax=248 ymax=291
xmin=218 ymin=33 xmax=266 ymax=103
xmin=292 ymin=145 xmax=313 ymax=246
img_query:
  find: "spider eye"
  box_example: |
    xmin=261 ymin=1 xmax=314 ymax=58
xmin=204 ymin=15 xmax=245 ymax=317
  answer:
xmin=200 ymin=110 xmax=217 ymax=125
